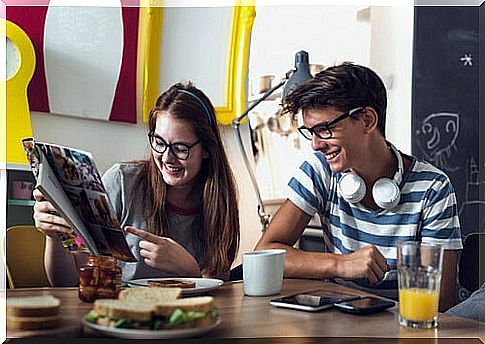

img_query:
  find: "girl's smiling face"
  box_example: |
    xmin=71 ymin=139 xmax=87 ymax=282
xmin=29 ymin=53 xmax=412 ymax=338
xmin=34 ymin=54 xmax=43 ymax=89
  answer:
xmin=151 ymin=112 xmax=208 ymax=191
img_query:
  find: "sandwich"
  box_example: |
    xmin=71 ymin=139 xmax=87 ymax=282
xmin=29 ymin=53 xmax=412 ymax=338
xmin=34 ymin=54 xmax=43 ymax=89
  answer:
xmin=84 ymin=289 xmax=219 ymax=330
xmin=85 ymin=296 xmax=219 ymax=330
xmin=85 ymin=287 xmax=181 ymax=329
xmin=86 ymin=299 xmax=154 ymax=329
xmin=151 ymin=296 xmax=219 ymax=330
xmin=147 ymin=279 xmax=196 ymax=289
xmin=119 ymin=286 xmax=182 ymax=303
xmin=7 ymin=295 xmax=61 ymax=331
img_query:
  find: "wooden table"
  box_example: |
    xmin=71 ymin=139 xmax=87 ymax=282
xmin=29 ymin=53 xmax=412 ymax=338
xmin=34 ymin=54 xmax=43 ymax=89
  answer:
xmin=5 ymin=278 xmax=484 ymax=341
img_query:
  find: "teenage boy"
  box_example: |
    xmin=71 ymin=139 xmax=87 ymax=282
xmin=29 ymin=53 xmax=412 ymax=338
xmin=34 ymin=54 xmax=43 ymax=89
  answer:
xmin=255 ymin=62 xmax=462 ymax=311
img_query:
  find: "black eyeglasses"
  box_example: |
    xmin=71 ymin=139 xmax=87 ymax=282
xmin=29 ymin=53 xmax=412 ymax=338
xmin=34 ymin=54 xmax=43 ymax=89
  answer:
xmin=148 ymin=133 xmax=201 ymax=160
xmin=297 ymin=107 xmax=365 ymax=140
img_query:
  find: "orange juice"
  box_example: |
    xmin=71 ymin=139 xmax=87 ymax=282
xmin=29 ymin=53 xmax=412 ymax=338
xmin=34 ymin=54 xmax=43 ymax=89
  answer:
xmin=399 ymin=288 xmax=439 ymax=321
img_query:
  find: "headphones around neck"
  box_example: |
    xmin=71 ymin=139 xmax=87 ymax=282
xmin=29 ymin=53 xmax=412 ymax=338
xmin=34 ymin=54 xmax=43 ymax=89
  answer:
xmin=337 ymin=142 xmax=404 ymax=210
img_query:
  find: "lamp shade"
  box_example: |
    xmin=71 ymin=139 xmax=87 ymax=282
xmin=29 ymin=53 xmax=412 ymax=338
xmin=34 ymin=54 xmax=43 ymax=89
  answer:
xmin=282 ymin=50 xmax=312 ymax=99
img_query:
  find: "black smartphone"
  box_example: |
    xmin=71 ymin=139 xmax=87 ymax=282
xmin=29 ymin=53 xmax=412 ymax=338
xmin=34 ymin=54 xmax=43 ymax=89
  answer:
xmin=270 ymin=289 xmax=361 ymax=312
xmin=334 ymin=296 xmax=395 ymax=315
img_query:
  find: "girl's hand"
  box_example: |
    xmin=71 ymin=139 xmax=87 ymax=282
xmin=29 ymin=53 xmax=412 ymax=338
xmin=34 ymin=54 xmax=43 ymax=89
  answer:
xmin=125 ymin=226 xmax=201 ymax=277
xmin=33 ymin=189 xmax=72 ymax=238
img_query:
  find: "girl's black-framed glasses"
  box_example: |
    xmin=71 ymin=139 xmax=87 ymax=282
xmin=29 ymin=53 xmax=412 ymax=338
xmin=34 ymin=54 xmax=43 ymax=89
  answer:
xmin=148 ymin=132 xmax=201 ymax=160
xmin=297 ymin=107 xmax=365 ymax=140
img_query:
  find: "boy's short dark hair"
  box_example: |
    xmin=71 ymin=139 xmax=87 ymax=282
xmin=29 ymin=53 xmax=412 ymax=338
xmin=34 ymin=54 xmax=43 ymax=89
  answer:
xmin=283 ymin=62 xmax=387 ymax=137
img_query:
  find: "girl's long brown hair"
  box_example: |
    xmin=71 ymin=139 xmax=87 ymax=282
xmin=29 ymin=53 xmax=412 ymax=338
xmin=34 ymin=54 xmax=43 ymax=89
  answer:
xmin=140 ymin=82 xmax=239 ymax=277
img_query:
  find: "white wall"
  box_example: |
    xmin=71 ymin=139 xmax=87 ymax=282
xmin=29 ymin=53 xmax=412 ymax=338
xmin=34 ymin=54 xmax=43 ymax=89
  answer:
xmin=249 ymin=5 xmax=371 ymax=87
xmin=369 ymin=6 xmax=414 ymax=154
xmin=31 ymin=112 xmax=148 ymax=173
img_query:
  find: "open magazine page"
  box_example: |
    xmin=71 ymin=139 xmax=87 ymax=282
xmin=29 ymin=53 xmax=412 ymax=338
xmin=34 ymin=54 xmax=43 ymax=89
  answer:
xmin=37 ymin=161 xmax=101 ymax=256
xmin=22 ymin=138 xmax=85 ymax=252
xmin=37 ymin=142 xmax=136 ymax=262
xmin=22 ymin=139 xmax=136 ymax=262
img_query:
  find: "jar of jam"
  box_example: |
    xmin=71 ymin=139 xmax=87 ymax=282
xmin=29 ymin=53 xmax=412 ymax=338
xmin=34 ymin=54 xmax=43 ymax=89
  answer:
xmin=78 ymin=255 xmax=121 ymax=303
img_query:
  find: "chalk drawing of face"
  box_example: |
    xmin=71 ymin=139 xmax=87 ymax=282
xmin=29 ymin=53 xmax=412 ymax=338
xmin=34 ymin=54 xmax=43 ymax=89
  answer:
xmin=416 ymin=112 xmax=459 ymax=172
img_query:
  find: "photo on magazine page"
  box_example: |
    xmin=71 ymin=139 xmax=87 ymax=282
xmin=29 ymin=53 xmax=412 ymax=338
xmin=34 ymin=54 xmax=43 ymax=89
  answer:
xmin=21 ymin=138 xmax=136 ymax=262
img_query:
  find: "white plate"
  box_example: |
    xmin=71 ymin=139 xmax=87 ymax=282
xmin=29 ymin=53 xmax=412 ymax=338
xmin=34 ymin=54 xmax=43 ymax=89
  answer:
xmin=127 ymin=278 xmax=224 ymax=296
xmin=83 ymin=318 xmax=220 ymax=339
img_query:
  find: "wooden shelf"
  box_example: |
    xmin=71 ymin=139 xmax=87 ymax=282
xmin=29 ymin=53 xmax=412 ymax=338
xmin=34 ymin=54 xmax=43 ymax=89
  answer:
xmin=6 ymin=163 xmax=31 ymax=171
xmin=8 ymin=199 xmax=35 ymax=207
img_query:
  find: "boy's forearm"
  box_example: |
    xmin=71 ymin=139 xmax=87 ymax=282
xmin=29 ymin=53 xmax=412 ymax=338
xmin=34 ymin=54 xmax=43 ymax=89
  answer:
xmin=282 ymin=247 xmax=338 ymax=280
xmin=257 ymin=239 xmax=337 ymax=280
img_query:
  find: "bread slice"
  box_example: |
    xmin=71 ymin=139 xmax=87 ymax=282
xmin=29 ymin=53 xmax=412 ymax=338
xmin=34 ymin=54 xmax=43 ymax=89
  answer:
xmin=152 ymin=296 xmax=215 ymax=317
xmin=119 ymin=287 xmax=182 ymax=303
xmin=147 ymin=279 xmax=196 ymax=288
xmin=93 ymin=299 xmax=153 ymax=321
xmin=7 ymin=295 xmax=60 ymax=317
xmin=7 ymin=315 xmax=60 ymax=331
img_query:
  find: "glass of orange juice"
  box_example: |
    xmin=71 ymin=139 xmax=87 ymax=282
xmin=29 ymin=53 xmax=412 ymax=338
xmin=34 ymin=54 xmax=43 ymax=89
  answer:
xmin=397 ymin=241 xmax=443 ymax=329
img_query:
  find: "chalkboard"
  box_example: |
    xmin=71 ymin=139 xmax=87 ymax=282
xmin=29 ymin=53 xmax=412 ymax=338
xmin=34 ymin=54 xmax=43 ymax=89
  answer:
xmin=412 ymin=6 xmax=482 ymax=237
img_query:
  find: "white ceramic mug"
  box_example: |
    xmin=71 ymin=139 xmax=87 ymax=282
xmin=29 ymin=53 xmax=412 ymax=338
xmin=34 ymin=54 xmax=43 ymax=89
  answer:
xmin=243 ymin=249 xmax=286 ymax=296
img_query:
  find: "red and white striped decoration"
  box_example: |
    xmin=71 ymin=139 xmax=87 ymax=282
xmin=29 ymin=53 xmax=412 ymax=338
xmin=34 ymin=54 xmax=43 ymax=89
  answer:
xmin=6 ymin=1 xmax=139 ymax=123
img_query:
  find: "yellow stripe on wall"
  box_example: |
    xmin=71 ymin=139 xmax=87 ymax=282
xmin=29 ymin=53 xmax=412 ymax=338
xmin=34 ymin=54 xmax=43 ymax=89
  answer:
xmin=140 ymin=0 xmax=164 ymax=123
xmin=215 ymin=3 xmax=255 ymax=125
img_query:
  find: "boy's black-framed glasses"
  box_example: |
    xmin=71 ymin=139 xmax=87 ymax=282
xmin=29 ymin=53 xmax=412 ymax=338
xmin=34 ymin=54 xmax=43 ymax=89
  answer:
xmin=148 ymin=132 xmax=201 ymax=160
xmin=297 ymin=107 xmax=365 ymax=140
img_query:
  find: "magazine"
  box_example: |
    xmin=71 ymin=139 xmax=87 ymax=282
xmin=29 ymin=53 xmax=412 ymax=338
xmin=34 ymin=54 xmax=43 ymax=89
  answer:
xmin=22 ymin=138 xmax=136 ymax=262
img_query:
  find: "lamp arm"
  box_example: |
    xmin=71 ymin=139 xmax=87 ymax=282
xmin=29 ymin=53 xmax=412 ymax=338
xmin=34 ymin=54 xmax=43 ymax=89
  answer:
xmin=233 ymin=124 xmax=269 ymax=231
xmin=232 ymin=71 xmax=292 ymax=231
xmin=233 ymin=76 xmax=287 ymax=126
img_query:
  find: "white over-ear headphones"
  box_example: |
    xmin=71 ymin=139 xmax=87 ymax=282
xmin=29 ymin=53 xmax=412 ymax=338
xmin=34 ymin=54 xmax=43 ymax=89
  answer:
xmin=337 ymin=142 xmax=403 ymax=210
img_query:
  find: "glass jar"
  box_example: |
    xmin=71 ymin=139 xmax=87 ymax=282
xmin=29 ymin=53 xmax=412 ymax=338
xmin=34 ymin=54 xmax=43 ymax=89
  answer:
xmin=78 ymin=255 xmax=122 ymax=303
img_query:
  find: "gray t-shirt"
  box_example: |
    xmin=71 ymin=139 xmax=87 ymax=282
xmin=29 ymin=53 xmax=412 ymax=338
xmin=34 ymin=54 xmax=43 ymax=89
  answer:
xmin=102 ymin=163 xmax=203 ymax=282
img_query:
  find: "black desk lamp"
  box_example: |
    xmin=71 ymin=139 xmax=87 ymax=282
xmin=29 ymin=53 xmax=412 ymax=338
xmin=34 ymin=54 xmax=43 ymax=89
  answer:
xmin=232 ymin=50 xmax=312 ymax=231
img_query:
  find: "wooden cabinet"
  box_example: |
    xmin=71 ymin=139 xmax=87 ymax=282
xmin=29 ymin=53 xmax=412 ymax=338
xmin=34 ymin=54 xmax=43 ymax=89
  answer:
xmin=7 ymin=167 xmax=35 ymax=228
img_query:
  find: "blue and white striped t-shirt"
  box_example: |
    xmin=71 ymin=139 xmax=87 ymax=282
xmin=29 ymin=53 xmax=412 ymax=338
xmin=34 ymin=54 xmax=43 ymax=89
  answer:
xmin=286 ymin=151 xmax=463 ymax=299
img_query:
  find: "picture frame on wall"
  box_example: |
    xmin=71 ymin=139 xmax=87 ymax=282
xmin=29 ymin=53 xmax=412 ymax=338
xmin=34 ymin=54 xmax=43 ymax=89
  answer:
xmin=139 ymin=1 xmax=255 ymax=125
